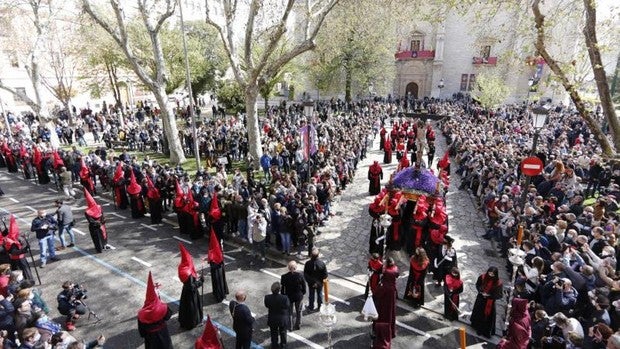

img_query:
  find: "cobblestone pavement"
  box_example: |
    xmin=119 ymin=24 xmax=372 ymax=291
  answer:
xmin=316 ymin=122 xmax=509 ymax=336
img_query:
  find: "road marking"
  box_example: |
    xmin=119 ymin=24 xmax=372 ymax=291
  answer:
xmin=74 ymin=206 xmax=87 ymax=210
xmin=73 ymin=229 xmax=87 ymax=236
xmin=141 ymin=223 xmax=157 ymax=231
xmin=173 ymin=236 xmax=192 ymax=244
xmin=105 ymin=244 xmax=117 ymax=250
xmin=47 ymin=188 xmax=57 ymax=193
xmin=131 ymin=257 xmax=152 ymax=267
xmin=224 ymin=254 xmax=235 ymax=261
xmin=396 ymin=320 xmax=435 ymax=338
xmin=9 ymin=198 xmax=19 ymax=203
xmin=102 ymin=203 xmax=111 ymax=206
xmin=161 ymin=218 xmax=179 ymax=228
xmin=24 ymin=206 xmax=37 ymax=213
xmin=110 ymin=212 xmax=126 ymax=219
xmin=260 ymin=269 xmax=350 ymax=306
xmin=167 ymin=213 xmax=176 ymax=217
xmin=0 ymin=208 xmax=263 ymax=349
xmin=288 ymin=332 xmax=324 ymax=349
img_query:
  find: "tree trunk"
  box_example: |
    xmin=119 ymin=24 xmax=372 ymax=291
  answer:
xmin=245 ymin=84 xmax=262 ymax=167
xmin=532 ymin=0 xmax=615 ymax=157
xmin=345 ymin=65 xmax=352 ymax=103
xmin=583 ymin=0 xmax=620 ymax=153
xmin=154 ymin=86 xmax=186 ymax=164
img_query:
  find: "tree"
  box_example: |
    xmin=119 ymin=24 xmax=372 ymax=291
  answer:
xmin=217 ymin=80 xmax=245 ymax=114
xmin=532 ymin=0 xmax=618 ymax=157
xmin=82 ymin=0 xmax=186 ymax=164
xmin=470 ymin=71 xmax=512 ymax=109
xmin=205 ymin=0 xmax=340 ymax=165
xmin=0 ymin=0 xmax=63 ymax=147
xmin=306 ymin=0 xmax=413 ymax=101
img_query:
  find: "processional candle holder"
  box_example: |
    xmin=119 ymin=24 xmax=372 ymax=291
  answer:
xmin=320 ymin=279 xmax=337 ymax=349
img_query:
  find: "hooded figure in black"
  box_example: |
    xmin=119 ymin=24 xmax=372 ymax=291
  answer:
xmin=206 ymin=228 xmax=229 ymax=302
xmin=177 ymin=243 xmax=203 ymax=330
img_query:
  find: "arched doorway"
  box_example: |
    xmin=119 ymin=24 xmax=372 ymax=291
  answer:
xmin=405 ymin=82 xmax=419 ymax=99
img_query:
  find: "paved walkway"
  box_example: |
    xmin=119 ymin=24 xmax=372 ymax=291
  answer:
xmin=316 ymin=121 xmax=508 ymax=335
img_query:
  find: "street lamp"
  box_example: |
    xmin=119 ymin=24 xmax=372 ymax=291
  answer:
xmin=303 ymin=99 xmax=314 ymax=182
xmin=520 ymin=105 xmax=549 ymax=209
xmin=526 ymin=77 xmax=534 ymax=103
xmin=179 ymin=0 xmax=201 ymax=170
xmin=437 ymin=79 xmax=445 ymax=98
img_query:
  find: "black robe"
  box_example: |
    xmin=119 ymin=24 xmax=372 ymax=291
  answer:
xmin=114 ymin=181 xmax=129 ymax=210
xmin=443 ymin=276 xmax=463 ymax=321
xmin=5 ymin=153 xmax=18 ymax=173
xmin=368 ymin=167 xmax=382 ymax=195
xmin=177 ymin=211 xmax=195 ymax=236
xmin=138 ymin=308 xmax=173 ymax=349
xmin=403 ymin=259 xmax=429 ymax=308
xmin=210 ymin=262 xmax=229 ymax=302
xmin=368 ymin=217 xmax=384 ymax=256
xmin=470 ymin=275 xmax=503 ymax=338
xmin=148 ymin=197 xmax=163 ymax=224
xmin=22 ymin=160 xmax=34 ymax=180
xmin=85 ymin=213 xmax=108 ymax=253
xmin=36 ymin=161 xmax=50 ymax=184
xmin=178 ymin=275 xmax=203 ymax=330
xmin=7 ymin=238 xmax=33 ymax=281
xmin=129 ymin=194 xmax=146 ymax=218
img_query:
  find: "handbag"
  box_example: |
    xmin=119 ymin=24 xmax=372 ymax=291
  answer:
xmin=361 ymin=295 xmax=378 ymax=321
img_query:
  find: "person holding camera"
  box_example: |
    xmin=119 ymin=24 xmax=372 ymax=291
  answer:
xmin=56 ymin=281 xmax=87 ymax=331
xmin=541 ymin=277 xmax=577 ymax=316
xmin=31 ymin=210 xmax=60 ymax=268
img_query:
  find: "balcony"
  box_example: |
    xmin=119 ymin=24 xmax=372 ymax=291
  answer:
xmin=472 ymin=56 xmax=498 ymax=65
xmin=395 ymin=50 xmax=435 ymax=61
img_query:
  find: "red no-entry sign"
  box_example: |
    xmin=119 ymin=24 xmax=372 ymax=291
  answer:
xmin=521 ymin=156 xmax=544 ymax=176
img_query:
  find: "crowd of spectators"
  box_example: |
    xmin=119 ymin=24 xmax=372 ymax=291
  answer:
xmin=441 ymin=100 xmax=620 ymax=348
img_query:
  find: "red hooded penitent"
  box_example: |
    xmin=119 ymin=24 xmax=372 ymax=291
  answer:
xmin=207 ymin=228 xmax=223 ymax=264
xmin=195 ymin=315 xmax=222 ymax=349
xmin=137 ymin=272 xmax=168 ymax=324
xmin=178 ymin=243 xmax=197 ymax=283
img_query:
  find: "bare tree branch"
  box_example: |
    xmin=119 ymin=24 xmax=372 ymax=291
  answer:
xmin=252 ymin=0 xmax=294 ymax=80
xmin=244 ymin=0 xmax=261 ymax=72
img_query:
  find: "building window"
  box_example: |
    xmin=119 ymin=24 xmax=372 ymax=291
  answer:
xmin=481 ymin=46 xmax=491 ymax=59
xmin=460 ymin=74 xmax=468 ymax=91
xmin=410 ymin=40 xmax=421 ymax=52
xmin=468 ymin=74 xmax=476 ymax=91
xmin=14 ymin=87 xmax=27 ymax=101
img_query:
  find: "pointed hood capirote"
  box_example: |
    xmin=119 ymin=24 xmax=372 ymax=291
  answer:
xmin=113 ymin=162 xmax=124 ymax=182
xmin=7 ymin=215 xmax=19 ymax=241
xmin=137 ymin=272 xmax=168 ymax=324
xmin=178 ymin=243 xmax=197 ymax=283
xmin=195 ymin=315 xmax=222 ymax=349
xmin=146 ymin=175 xmax=160 ymax=200
xmin=84 ymin=188 xmax=102 ymax=218
xmin=207 ymin=228 xmax=223 ymax=264
xmin=127 ymin=170 xmax=142 ymax=195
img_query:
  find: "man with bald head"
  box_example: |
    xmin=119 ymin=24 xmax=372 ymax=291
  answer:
xmin=229 ymin=289 xmax=255 ymax=349
xmin=281 ymin=260 xmax=306 ymax=330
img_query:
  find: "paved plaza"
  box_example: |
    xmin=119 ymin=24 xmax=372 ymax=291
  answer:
xmin=316 ymin=122 xmax=508 ymax=336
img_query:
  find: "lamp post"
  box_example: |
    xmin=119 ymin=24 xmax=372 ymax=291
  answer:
xmin=526 ymin=77 xmax=534 ymax=104
xmin=437 ymin=79 xmax=445 ymax=99
xmin=178 ymin=0 xmax=201 ymax=170
xmin=303 ymin=99 xmax=314 ymax=182
xmin=520 ymin=105 xmax=549 ymax=210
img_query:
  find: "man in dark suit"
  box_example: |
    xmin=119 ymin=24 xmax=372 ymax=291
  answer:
xmin=264 ymin=282 xmax=290 ymax=349
xmin=304 ymin=248 xmax=328 ymax=311
xmin=229 ymin=290 xmax=255 ymax=349
xmin=281 ymin=260 xmax=306 ymax=330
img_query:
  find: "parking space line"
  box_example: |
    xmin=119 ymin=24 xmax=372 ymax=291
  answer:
xmin=131 ymin=257 xmax=152 ymax=267
xmin=105 ymin=244 xmax=117 ymax=250
xmin=173 ymin=236 xmax=192 ymax=244
xmin=24 ymin=206 xmax=37 ymax=213
xmin=9 ymin=198 xmax=19 ymax=203
xmin=396 ymin=320 xmax=435 ymax=338
xmin=73 ymin=229 xmax=87 ymax=236
xmin=110 ymin=212 xmax=126 ymax=219
xmin=0 ymin=208 xmax=261 ymax=349
xmin=224 ymin=254 xmax=235 ymax=261
xmin=47 ymin=188 xmax=57 ymax=193
xmin=140 ymin=223 xmax=157 ymax=231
